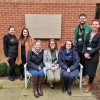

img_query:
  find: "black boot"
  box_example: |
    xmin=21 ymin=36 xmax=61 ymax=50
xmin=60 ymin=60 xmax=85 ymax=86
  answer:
xmin=32 ymin=76 xmax=39 ymax=98
xmin=62 ymin=78 xmax=68 ymax=93
xmin=38 ymin=76 xmax=44 ymax=96
xmin=19 ymin=75 xmax=24 ymax=80
xmin=67 ymin=78 xmax=75 ymax=96
xmin=19 ymin=64 xmax=24 ymax=80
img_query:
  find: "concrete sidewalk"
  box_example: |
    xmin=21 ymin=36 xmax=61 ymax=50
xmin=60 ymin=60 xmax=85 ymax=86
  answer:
xmin=0 ymin=78 xmax=97 ymax=100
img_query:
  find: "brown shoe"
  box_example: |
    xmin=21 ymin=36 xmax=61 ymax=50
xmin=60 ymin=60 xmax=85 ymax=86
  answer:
xmin=32 ymin=76 xmax=39 ymax=98
xmin=83 ymin=84 xmax=91 ymax=93
xmin=38 ymin=76 xmax=44 ymax=96
xmin=38 ymin=87 xmax=43 ymax=96
xmin=34 ymin=89 xmax=39 ymax=98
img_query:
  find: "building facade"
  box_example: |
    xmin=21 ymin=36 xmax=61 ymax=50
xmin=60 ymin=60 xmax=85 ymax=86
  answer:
xmin=0 ymin=0 xmax=100 ymax=61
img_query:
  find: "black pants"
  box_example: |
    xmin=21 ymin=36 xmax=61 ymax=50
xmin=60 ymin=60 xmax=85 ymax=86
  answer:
xmin=20 ymin=55 xmax=26 ymax=76
xmin=8 ymin=58 xmax=16 ymax=78
xmin=78 ymin=53 xmax=86 ymax=76
xmin=89 ymin=77 xmax=94 ymax=84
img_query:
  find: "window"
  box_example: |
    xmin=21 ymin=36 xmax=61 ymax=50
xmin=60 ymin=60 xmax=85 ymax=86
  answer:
xmin=95 ymin=4 xmax=100 ymax=19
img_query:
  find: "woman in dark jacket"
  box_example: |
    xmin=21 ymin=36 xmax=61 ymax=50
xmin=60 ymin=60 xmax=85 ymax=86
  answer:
xmin=3 ymin=26 xmax=18 ymax=81
xmin=27 ymin=40 xmax=44 ymax=98
xmin=58 ymin=40 xmax=80 ymax=95
xmin=84 ymin=19 xmax=100 ymax=93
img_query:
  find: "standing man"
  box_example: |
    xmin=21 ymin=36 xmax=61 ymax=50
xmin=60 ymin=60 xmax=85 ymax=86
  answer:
xmin=74 ymin=13 xmax=92 ymax=84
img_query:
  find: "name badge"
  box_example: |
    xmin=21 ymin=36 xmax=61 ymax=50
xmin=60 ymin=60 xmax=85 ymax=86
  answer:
xmin=87 ymin=47 xmax=91 ymax=51
xmin=78 ymin=38 xmax=82 ymax=42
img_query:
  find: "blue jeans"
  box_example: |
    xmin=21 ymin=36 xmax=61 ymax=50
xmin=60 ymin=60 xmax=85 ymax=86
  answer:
xmin=29 ymin=69 xmax=44 ymax=76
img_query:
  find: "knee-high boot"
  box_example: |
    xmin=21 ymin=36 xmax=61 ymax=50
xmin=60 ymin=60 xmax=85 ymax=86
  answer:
xmin=62 ymin=77 xmax=68 ymax=93
xmin=67 ymin=78 xmax=75 ymax=95
xmin=38 ymin=76 xmax=44 ymax=96
xmin=32 ymin=76 xmax=39 ymax=98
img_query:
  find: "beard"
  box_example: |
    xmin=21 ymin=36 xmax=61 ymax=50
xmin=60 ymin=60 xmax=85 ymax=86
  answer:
xmin=80 ymin=22 xmax=86 ymax=25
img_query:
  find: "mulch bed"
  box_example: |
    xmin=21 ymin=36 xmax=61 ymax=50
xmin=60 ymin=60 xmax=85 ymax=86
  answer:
xmin=91 ymin=70 xmax=100 ymax=100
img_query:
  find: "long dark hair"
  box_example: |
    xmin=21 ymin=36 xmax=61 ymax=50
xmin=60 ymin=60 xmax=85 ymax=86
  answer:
xmin=19 ymin=28 xmax=30 ymax=40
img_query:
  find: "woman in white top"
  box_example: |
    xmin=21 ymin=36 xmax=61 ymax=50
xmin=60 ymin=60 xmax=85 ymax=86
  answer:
xmin=43 ymin=39 xmax=60 ymax=89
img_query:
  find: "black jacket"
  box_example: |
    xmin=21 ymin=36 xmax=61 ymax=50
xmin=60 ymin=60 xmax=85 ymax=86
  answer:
xmin=84 ymin=33 xmax=100 ymax=56
xmin=84 ymin=33 xmax=100 ymax=77
xmin=3 ymin=34 xmax=18 ymax=58
xmin=27 ymin=49 xmax=44 ymax=71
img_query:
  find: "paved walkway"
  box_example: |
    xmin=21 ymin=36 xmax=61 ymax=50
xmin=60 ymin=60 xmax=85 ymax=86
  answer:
xmin=0 ymin=77 xmax=97 ymax=100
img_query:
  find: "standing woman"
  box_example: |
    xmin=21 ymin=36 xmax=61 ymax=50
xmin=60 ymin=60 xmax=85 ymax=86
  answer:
xmin=27 ymin=40 xmax=45 ymax=98
xmin=84 ymin=20 xmax=100 ymax=93
xmin=17 ymin=28 xmax=35 ymax=80
xmin=43 ymin=39 xmax=60 ymax=89
xmin=58 ymin=40 xmax=80 ymax=95
xmin=3 ymin=26 xmax=18 ymax=81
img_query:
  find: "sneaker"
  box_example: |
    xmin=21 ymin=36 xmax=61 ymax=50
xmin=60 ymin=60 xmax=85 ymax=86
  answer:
xmin=8 ymin=77 xmax=15 ymax=81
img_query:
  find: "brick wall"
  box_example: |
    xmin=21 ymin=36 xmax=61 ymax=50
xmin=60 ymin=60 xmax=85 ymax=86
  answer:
xmin=0 ymin=0 xmax=99 ymax=62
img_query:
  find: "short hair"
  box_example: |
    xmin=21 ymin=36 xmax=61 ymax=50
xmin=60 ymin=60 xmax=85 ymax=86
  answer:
xmin=64 ymin=40 xmax=73 ymax=49
xmin=48 ymin=39 xmax=57 ymax=50
xmin=79 ymin=13 xmax=87 ymax=18
xmin=8 ymin=26 xmax=15 ymax=30
xmin=35 ymin=39 xmax=41 ymax=45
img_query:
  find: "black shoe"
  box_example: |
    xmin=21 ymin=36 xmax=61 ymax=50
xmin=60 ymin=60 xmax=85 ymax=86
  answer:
xmin=67 ymin=88 xmax=72 ymax=96
xmin=8 ymin=77 xmax=15 ymax=81
xmin=62 ymin=85 xmax=67 ymax=93
xmin=49 ymin=83 xmax=54 ymax=89
xmin=19 ymin=75 xmax=24 ymax=81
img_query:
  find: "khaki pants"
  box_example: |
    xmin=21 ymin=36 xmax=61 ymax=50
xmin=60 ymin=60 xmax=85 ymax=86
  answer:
xmin=46 ymin=68 xmax=60 ymax=84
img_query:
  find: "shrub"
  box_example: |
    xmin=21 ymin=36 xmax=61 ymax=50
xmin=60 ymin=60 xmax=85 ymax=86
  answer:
xmin=0 ymin=62 xmax=8 ymax=77
xmin=0 ymin=62 xmax=21 ymax=77
xmin=14 ymin=64 xmax=21 ymax=77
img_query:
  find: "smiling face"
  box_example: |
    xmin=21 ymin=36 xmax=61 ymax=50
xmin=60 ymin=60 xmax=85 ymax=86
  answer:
xmin=65 ymin=41 xmax=72 ymax=51
xmin=50 ymin=41 xmax=56 ymax=50
xmin=91 ymin=21 xmax=100 ymax=32
xmin=35 ymin=41 xmax=41 ymax=51
xmin=23 ymin=29 xmax=29 ymax=38
xmin=9 ymin=27 xmax=15 ymax=35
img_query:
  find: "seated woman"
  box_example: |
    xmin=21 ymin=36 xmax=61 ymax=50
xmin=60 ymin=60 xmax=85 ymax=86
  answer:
xmin=43 ymin=39 xmax=60 ymax=89
xmin=58 ymin=40 xmax=80 ymax=95
xmin=27 ymin=40 xmax=44 ymax=98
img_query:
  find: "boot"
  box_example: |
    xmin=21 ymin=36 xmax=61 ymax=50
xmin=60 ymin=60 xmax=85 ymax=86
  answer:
xmin=62 ymin=78 xmax=68 ymax=93
xmin=38 ymin=76 xmax=44 ymax=96
xmin=67 ymin=78 xmax=75 ymax=96
xmin=83 ymin=84 xmax=92 ymax=93
xmin=32 ymin=76 xmax=39 ymax=98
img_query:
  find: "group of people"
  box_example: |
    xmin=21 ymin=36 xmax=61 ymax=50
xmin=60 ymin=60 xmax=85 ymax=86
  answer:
xmin=3 ymin=13 xmax=100 ymax=98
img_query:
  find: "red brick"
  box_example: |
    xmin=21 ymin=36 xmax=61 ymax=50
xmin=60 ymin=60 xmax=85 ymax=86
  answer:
xmin=0 ymin=1 xmax=98 ymax=62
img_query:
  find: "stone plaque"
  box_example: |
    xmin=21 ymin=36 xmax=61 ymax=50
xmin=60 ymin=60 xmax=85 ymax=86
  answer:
xmin=25 ymin=14 xmax=62 ymax=39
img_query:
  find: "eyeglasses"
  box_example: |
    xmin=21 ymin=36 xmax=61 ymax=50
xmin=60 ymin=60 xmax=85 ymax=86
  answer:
xmin=50 ymin=43 xmax=55 ymax=44
xmin=80 ymin=18 xmax=86 ymax=20
xmin=66 ymin=44 xmax=71 ymax=45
